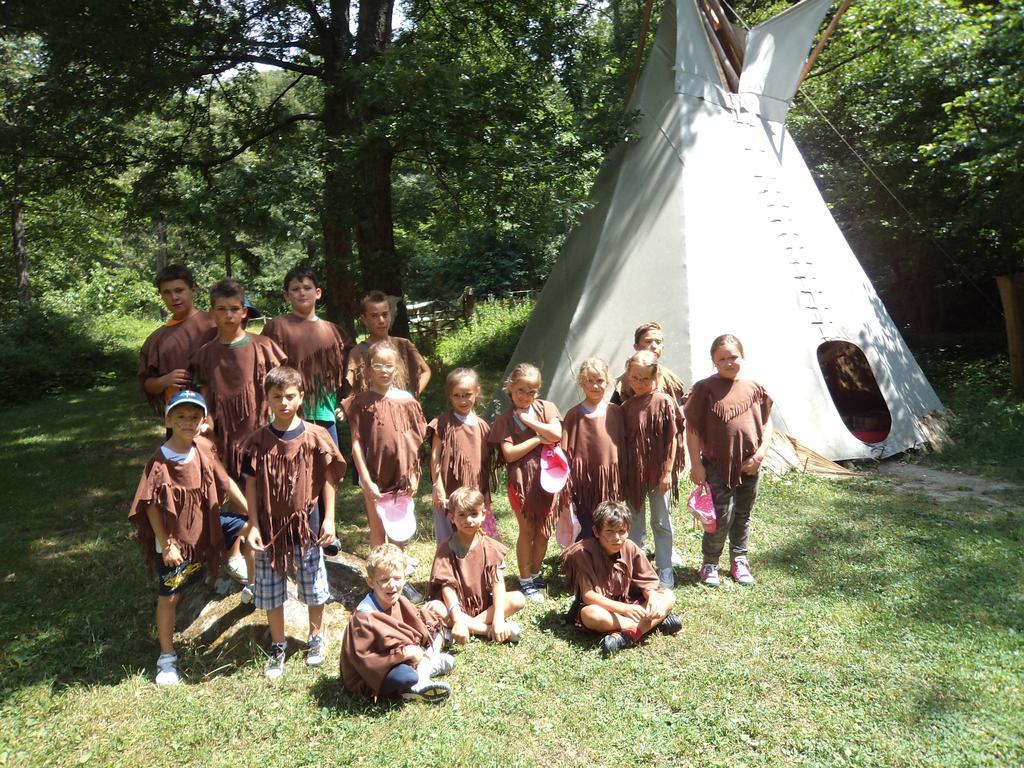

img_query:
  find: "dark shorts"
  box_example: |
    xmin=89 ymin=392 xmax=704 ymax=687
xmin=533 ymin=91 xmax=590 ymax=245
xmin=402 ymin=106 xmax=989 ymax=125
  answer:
xmin=157 ymin=558 xmax=204 ymax=596
xmin=220 ymin=513 xmax=247 ymax=547
xmin=565 ymin=592 xmax=641 ymax=632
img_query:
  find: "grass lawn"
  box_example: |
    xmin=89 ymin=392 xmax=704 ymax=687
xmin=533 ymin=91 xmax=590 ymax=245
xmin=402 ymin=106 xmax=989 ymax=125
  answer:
xmin=0 ymin=347 xmax=1021 ymax=767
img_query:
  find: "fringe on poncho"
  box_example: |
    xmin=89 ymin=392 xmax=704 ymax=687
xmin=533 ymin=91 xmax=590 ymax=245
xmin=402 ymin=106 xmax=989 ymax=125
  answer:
xmin=260 ymin=315 xmax=353 ymax=406
xmin=128 ymin=437 xmax=231 ymax=575
xmin=137 ymin=311 xmax=217 ymax=412
xmin=240 ymin=422 xmax=346 ymax=576
xmin=560 ymin=402 xmax=625 ymax=517
xmin=683 ymin=376 xmax=773 ymax=489
xmin=345 ymin=390 xmax=427 ymax=492
xmin=560 ymin=537 xmax=660 ymax=602
xmin=425 ymin=411 xmax=495 ymax=503
xmin=190 ymin=334 xmax=287 ymax=479
xmin=621 ymin=392 xmax=685 ymax=509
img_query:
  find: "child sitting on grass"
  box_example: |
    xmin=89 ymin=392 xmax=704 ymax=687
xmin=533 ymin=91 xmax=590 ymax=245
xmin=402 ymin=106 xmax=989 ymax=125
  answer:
xmin=341 ymin=544 xmax=454 ymax=704
xmin=561 ymin=500 xmax=681 ymax=657
xmin=241 ymin=366 xmax=346 ymax=679
xmin=429 ymin=487 xmax=525 ymax=644
xmin=129 ymin=390 xmax=248 ymax=685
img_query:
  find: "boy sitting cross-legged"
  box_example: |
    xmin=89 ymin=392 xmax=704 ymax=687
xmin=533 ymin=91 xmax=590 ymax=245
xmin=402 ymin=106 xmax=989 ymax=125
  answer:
xmin=561 ymin=500 xmax=682 ymax=656
xmin=341 ymin=544 xmax=455 ymax=704
xmin=129 ymin=390 xmax=248 ymax=685
xmin=429 ymin=487 xmax=525 ymax=644
xmin=241 ymin=366 xmax=346 ymax=679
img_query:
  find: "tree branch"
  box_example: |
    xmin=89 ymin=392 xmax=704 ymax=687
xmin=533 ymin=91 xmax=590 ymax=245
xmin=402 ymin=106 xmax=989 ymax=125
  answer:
xmin=195 ymin=112 xmax=323 ymax=169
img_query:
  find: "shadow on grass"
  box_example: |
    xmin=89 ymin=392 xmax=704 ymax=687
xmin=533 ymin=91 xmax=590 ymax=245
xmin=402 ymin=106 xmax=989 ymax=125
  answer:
xmin=759 ymin=478 xmax=1023 ymax=631
xmin=308 ymin=674 xmax=408 ymax=716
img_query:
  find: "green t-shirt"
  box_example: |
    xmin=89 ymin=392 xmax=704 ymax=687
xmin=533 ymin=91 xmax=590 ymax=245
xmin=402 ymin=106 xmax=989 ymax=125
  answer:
xmin=305 ymin=386 xmax=337 ymax=423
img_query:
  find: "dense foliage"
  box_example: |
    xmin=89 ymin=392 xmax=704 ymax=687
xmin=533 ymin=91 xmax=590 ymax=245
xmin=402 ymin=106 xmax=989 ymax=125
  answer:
xmin=1 ymin=1 xmax=1019 ymax=339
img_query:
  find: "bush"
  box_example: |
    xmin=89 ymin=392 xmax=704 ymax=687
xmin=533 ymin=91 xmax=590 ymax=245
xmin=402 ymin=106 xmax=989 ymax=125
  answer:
xmin=435 ymin=299 xmax=533 ymax=371
xmin=0 ymin=309 xmax=152 ymax=399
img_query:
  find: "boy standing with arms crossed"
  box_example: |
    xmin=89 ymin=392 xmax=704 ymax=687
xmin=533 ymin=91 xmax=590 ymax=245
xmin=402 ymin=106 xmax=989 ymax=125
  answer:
xmin=242 ymin=366 xmax=346 ymax=678
xmin=346 ymin=290 xmax=431 ymax=397
xmin=138 ymin=264 xmax=216 ymax=413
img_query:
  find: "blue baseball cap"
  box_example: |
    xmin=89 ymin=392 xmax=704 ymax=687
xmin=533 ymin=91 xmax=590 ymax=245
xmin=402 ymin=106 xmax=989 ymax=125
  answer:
xmin=243 ymin=296 xmax=263 ymax=319
xmin=166 ymin=389 xmax=208 ymax=416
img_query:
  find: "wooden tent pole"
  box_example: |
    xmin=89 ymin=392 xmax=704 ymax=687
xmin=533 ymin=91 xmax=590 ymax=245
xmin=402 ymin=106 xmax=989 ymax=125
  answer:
xmin=703 ymin=0 xmax=744 ymax=73
xmin=624 ymin=0 xmax=657 ymax=108
xmin=996 ymin=273 xmax=1024 ymax=392
xmin=799 ymin=0 xmax=855 ymax=86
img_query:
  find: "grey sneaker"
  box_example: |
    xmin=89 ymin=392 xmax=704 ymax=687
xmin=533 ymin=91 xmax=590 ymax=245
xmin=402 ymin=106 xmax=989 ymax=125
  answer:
xmin=155 ymin=652 xmax=180 ymax=686
xmin=731 ymin=557 xmax=756 ymax=586
xmin=699 ymin=563 xmax=720 ymax=588
xmin=521 ymin=581 xmax=544 ymax=603
xmin=401 ymin=679 xmax=451 ymax=704
xmin=306 ymin=634 xmax=326 ymax=667
xmin=264 ymin=642 xmax=287 ymax=679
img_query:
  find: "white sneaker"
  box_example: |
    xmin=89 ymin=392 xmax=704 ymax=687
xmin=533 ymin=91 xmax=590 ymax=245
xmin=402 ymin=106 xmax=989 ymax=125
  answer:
xmin=699 ymin=562 xmax=721 ymax=588
xmin=671 ymin=549 xmax=684 ymax=567
xmin=427 ymin=651 xmax=455 ymax=677
xmin=264 ymin=642 xmax=287 ymax=679
xmin=155 ymin=652 xmax=180 ymax=686
xmin=226 ymin=554 xmax=248 ymax=584
xmin=490 ymin=621 xmax=521 ymax=644
xmin=659 ymin=567 xmax=675 ymax=589
xmin=240 ymin=584 xmax=255 ymax=605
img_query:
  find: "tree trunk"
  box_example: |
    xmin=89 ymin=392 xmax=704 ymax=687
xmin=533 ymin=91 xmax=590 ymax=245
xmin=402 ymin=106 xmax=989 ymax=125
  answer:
xmin=996 ymin=273 xmax=1024 ymax=393
xmin=154 ymin=214 xmax=168 ymax=273
xmin=11 ymin=160 xmax=31 ymax=308
xmin=319 ymin=0 xmax=359 ymax=336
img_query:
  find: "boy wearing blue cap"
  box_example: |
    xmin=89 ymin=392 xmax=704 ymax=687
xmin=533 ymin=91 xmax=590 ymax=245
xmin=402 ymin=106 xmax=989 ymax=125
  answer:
xmin=129 ymin=391 xmax=249 ymax=685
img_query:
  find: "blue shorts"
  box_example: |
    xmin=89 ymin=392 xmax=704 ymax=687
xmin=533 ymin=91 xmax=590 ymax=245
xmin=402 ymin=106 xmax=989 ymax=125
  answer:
xmin=220 ymin=513 xmax=247 ymax=547
xmin=253 ymin=546 xmax=330 ymax=610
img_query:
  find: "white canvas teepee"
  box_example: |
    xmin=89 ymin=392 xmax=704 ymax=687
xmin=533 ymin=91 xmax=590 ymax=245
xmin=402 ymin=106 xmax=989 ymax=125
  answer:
xmin=497 ymin=0 xmax=943 ymax=461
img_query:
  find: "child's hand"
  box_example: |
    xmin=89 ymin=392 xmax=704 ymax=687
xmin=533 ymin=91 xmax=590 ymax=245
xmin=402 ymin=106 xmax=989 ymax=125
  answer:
xmin=689 ymin=463 xmax=706 ymax=486
xmin=161 ymin=369 xmax=192 ymax=391
xmin=363 ymin=480 xmax=383 ymax=501
xmin=431 ymin=486 xmax=447 ymax=510
xmin=491 ymin=617 xmax=510 ymax=643
xmin=246 ymin=525 xmax=266 ymax=552
xmin=621 ymin=603 xmax=647 ymax=624
xmin=163 ymin=542 xmax=183 ymax=568
xmin=403 ymin=644 xmax=424 ymax=664
xmin=198 ymin=415 xmax=213 ymax=436
xmin=741 ymin=455 xmax=763 ymax=475
xmin=317 ymin=518 xmax=336 ymax=546
xmin=451 ymin=619 xmax=471 ymax=645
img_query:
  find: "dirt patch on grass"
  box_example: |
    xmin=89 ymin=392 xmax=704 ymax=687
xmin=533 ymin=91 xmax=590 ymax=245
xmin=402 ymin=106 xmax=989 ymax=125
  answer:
xmin=878 ymin=462 xmax=1022 ymax=508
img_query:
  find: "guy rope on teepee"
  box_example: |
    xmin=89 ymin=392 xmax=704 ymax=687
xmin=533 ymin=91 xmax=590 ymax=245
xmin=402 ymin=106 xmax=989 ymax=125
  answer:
xmin=497 ymin=0 xmax=945 ymax=465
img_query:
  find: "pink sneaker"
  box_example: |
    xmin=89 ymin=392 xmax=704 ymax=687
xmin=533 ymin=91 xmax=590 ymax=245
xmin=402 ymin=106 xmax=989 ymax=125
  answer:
xmin=699 ymin=563 xmax=720 ymax=588
xmin=730 ymin=558 xmax=755 ymax=586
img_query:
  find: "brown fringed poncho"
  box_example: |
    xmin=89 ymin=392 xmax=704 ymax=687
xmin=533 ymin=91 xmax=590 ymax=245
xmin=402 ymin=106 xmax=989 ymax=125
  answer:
xmin=240 ymin=422 xmax=345 ymax=576
xmin=684 ymin=376 xmax=774 ymax=489
xmin=426 ymin=411 xmax=494 ymax=504
xmin=128 ymin=437 xmax=231 ymax=574
xmin=560 ymin=537 xmax=660 ymax=602
xmin=621 ymin=391 xmax=684 ymax=508
xmin=346 ymin=390 xmax=427 ymax=493
xmin=560 ymin=402 xmax=625 ymax=515
xmin=190 ymin=334 xmax=287 ymax=479
xmin=614 ymin=365 xmax=688 ymax=406
xmin=349 ymin=337 xmax=427 ymax=397
xmin=489 ymin=399 xmax=563 ymax=535
xmin=428 ymin=534 xmax=507 ymax=617
xmin=260 ymin=315 xmax=353 ymax=410
xmin=340 ymin=595 xmax=443 ymax=700
xmin=137 ymin=311 xmax=217 ymax=412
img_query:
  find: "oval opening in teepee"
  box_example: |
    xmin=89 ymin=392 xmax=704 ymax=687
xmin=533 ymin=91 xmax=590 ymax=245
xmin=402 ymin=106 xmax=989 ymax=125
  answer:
xmin=816 ymin=341 xmax=892 ymax=445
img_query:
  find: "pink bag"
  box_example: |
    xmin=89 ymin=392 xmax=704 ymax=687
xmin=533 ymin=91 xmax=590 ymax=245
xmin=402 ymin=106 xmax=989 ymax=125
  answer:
xmin=687 ymin=483 xmax=717 ymax=532
xmin=555 ymin=505 xmax=582 ymax=550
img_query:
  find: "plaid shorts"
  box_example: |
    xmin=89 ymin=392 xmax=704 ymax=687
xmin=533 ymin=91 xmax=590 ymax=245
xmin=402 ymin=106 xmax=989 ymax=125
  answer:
xmin=253 ymin=546 xmax=330 ymax=610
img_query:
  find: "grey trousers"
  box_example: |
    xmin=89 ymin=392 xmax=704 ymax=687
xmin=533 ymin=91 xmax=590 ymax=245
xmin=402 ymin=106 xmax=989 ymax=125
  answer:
xmin=701 ymin=458 xmax=760 ymax=565
xmin=628 ymin=488 xmax=674 ymax=571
